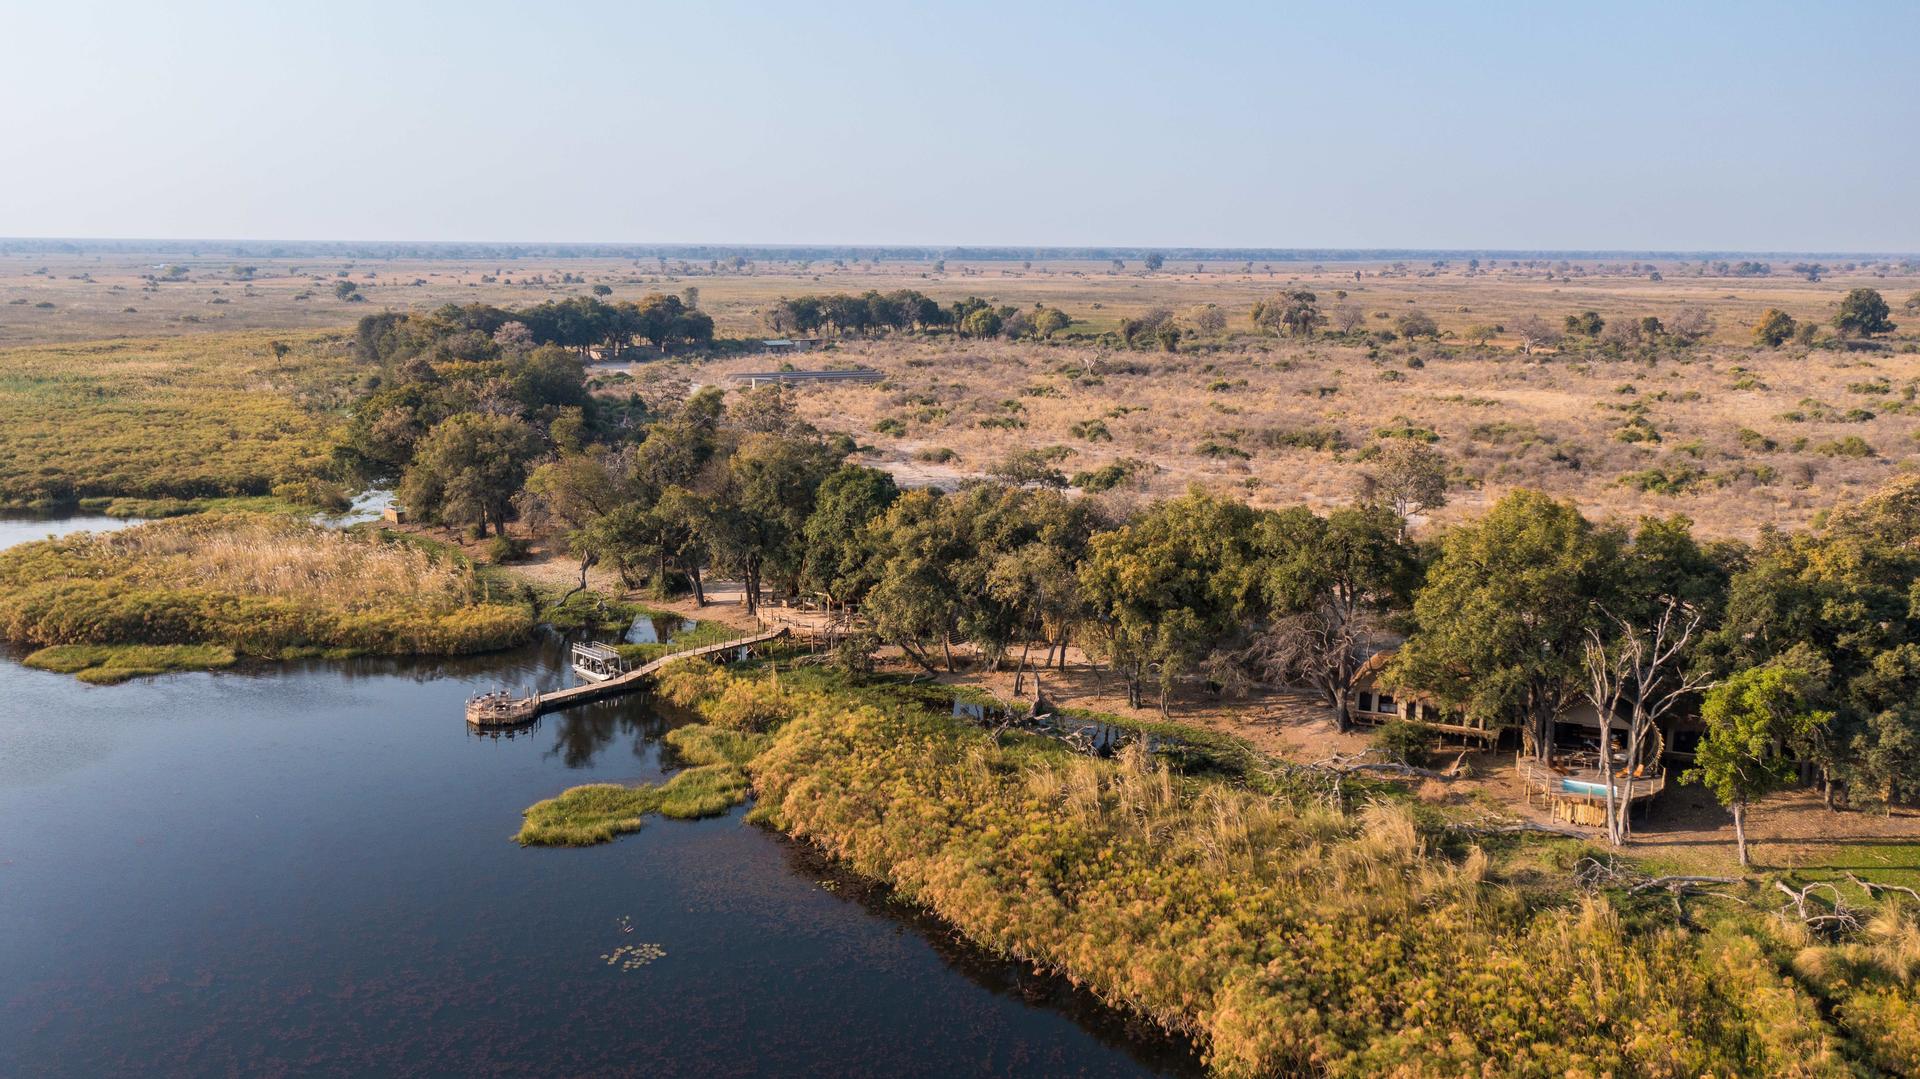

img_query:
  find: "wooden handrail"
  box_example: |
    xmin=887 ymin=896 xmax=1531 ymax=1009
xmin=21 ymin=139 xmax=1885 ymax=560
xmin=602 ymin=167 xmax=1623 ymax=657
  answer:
xmin=520 ymin=627 xmax=789 ymax=717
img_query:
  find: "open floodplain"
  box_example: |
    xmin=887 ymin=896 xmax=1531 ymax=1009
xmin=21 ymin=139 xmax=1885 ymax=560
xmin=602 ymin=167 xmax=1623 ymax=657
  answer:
xmin=2 ymin=248 xmax=1919 ymax=1076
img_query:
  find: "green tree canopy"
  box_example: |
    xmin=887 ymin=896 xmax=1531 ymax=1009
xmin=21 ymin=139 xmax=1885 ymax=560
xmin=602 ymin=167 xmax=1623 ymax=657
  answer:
xmin=1752 ymin=308 xmax=1797 ymax=347
xmin=1394 ymin=489 xmax=1624 ymax=757
xmin=1833 ymin=288 xmax=1895 ymax=337
xmin=1080 ymin=489 xmax=1266 ymax=713
xmin=1702 ymin=476 xmax=1920 ymax=805
xmin=1253 ymin=502 xmax=1420 ymax=729
xmin=711 ymin=432 xmax=843 ymax=612
xmin=1685 ymin=662 xmax=1833 ymax=865
xmin=399 ymin=413 xmax=541 ymax=537
xmin=800 ymin=465 xmax=900 ymax=603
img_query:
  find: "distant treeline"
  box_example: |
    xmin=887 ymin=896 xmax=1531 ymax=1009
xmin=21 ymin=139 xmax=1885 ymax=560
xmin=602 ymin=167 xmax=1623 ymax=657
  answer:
xmin=8 ymin=237 xmax=1918 ymax=263
xmin=762 ymin=290 xmax=1070 ymax=339
xmin=354 ymin=296 xmax=712 ymax=366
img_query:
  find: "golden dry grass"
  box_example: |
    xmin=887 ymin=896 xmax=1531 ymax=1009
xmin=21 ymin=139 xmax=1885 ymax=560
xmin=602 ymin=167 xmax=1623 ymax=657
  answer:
xmin=103 ymin=515 xmax=478 ymax=611
xmin=664 ymin=332 xmax=1920 ymax=539
xmin=6 ymin=251 xmax=1916 ymax=538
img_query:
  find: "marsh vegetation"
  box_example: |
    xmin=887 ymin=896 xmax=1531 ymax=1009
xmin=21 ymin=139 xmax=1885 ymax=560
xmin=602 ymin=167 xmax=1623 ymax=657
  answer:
xmin=0 ymin=514 xmax=531 ymax=678
xmin=0 ymin=332 xmax=352 ymax=510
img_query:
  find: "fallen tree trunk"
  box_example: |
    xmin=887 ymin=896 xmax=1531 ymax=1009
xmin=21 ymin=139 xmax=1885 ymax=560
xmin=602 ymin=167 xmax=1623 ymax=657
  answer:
xmin=1633 ymin=875 xmax=1740 ymax=895
xmin=1309 ymin=749 xmax=1467 ymax=781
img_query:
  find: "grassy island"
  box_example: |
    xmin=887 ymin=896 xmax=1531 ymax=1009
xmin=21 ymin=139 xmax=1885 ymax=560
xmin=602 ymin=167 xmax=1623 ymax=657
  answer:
xmin=0 ymin=333 xmax=352 ymax=511
xmin=522 ymin=660 xmax=1920 ymax=1077
xmin=0 ymin=514 xmax=533 ymax=681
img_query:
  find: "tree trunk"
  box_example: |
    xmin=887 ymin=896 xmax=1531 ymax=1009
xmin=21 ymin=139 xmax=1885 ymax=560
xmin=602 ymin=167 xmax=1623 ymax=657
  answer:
xmin=1332 ymin=685 xmax=1353 ymax=733
xmin=1013 ymin=636 xmax=1033 ymax=697
xmin=1613 ymin=718 xmax=1648 ymax=846
xmin=689 ymin=563 xmax=706 ymax=607
xmin=544 ymin=554 xmax=597 ymax=615
xmin=1615 ymin=774 xmax=1636 ymax=847
xmin=1732 ymin=801 xmax=1750 ymax=866
xmin=941 ymin=632 xmax=954 ymax=673
xmin=1599 ymin=726 xmax=1620 ymax=846
xmin=898 ymin=638 xmax=940 ymax=675
xmin=1524 ymin=710 xmax=1556 ymax=763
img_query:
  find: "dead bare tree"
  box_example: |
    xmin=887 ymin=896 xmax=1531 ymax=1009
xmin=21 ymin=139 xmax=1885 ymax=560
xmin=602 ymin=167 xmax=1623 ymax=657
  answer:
xmin=1512 ymin=314 xmax=1562 ymax=357
xmin=1582 ymin=597 xmax=1713 ymax=846
xmin=1846 ymin=872 xmax=1920 ymax=904
xmin=1249 ymin=606 xmax=1380 ymax=733
xmin=1775 ymin=880 xmax=1864 ymax=936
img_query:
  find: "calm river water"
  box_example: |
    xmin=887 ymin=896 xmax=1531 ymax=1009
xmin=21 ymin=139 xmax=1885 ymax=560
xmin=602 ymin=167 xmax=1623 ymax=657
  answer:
xmin=0 ymin=517 xmax=1200 ymax=1077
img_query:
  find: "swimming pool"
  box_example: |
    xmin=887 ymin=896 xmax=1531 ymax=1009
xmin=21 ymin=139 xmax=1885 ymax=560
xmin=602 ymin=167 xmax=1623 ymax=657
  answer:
xmin=1561 ymin=778 xmax=1613 ymax=797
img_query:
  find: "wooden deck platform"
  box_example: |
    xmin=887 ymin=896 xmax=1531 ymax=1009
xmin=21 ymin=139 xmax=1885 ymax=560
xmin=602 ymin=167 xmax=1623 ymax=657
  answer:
xmin=1518 ymin=756 xmax=1666 ymax=827
xmin=475 ymin=626 xmax=789 ymax=723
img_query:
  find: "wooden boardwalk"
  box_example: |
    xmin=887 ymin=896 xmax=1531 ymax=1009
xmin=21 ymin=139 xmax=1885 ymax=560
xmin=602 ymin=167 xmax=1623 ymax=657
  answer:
xmin=525 ymin=626 xmax=789 ymax=718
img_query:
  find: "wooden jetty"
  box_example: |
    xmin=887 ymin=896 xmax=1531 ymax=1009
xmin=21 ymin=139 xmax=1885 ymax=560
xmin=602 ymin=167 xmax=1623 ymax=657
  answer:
xmin=465 ymin=626 xmax=789 ymax=726
xmin=466 ymin=689 xmax=540 ymax=728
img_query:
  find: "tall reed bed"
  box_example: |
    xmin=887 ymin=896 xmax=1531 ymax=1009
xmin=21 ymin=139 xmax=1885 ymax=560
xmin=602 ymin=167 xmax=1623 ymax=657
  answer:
xmin=636 ymin=662 xmax=1913 ymax=1077
xmin=104 ymin=516 xmax=478 ymax=610
xmin=0 ymin=514 xmax=531 ymax=678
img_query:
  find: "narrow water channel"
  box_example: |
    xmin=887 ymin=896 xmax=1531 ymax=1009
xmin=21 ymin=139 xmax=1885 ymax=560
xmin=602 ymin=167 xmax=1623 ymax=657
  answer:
xmin=0 ymin=516 xmax=1202 ymax=1077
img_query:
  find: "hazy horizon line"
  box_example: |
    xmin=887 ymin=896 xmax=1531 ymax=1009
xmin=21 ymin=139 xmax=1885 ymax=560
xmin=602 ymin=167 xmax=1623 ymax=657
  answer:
xmin=3 ymin=237 xmax=1916 ymax=263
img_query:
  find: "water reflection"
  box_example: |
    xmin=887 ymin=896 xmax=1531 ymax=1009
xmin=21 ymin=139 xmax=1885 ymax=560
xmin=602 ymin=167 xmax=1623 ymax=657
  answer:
xmin=0 ymin=523 xmax=1202 ymax=1076
xmin=0 ymin=511 xmax=142 ymax=550
xmin=0 ymin=485 xmax=391 ymax=554
xmin=541 ymin=695 xmax=697 ymax=768
xmin=625 ymin=612 xmax=695 ymax=644
xmin=322 ymin=486 xmax=395 ymax=527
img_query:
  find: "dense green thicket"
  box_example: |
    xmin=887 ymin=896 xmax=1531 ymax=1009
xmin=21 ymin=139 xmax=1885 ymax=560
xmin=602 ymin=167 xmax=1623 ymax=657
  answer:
xmin=0 ymin=514 xmax=531 ymax=678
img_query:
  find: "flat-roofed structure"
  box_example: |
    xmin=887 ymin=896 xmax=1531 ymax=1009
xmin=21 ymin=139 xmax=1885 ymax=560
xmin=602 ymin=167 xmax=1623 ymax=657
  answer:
xmin=725 ymin=369 xmax=884 ymax=388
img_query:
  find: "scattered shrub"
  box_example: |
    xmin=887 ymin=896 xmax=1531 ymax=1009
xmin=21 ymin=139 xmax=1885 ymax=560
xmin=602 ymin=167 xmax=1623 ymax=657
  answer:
xmin=1373 ymin=719 xmax=1438 ymax=766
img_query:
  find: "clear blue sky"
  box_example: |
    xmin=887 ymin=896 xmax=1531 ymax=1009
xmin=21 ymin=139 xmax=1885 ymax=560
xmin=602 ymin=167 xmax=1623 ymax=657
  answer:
xmin=2 ymin=1 xmax=1915 ymax=251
